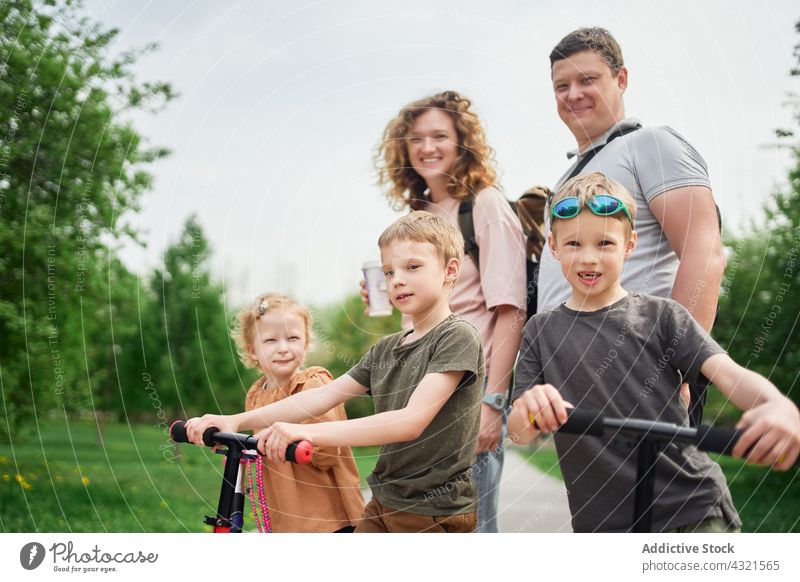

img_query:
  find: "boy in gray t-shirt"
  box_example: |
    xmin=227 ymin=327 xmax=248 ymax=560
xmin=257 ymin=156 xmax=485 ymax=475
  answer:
xmin=184 ymin=211 xmax=484 ymax=532
xmin=509 ymin=172 xmax=800 ymax=532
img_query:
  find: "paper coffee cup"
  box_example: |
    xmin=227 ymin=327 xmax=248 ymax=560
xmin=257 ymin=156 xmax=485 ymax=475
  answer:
xmin=362 ymin=261 xmax=393 ymax=317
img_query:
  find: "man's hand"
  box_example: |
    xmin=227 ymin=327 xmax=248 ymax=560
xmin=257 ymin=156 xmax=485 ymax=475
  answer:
xmin=476 ymin=405 xmax=503 ymax=454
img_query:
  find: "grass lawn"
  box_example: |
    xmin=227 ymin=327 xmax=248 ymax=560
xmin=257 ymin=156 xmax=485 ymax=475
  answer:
xmin=0 ymin=418 xmax=379 ymax=532
xmin=518 ymin=437 xmax=800 ymax=532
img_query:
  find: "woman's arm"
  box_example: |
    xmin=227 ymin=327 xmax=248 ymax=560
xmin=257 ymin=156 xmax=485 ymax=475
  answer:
xmin=478 ymin=305 xmax=525 ymax=452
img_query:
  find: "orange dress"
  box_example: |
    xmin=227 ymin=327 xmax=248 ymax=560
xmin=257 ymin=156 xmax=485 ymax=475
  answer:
xmin=244 ymin=366 xmax=365 ymax=532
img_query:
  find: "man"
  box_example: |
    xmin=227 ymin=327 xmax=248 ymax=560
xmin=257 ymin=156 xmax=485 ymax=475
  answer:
xmin=537 ymin=28 xmax=726 ymax=417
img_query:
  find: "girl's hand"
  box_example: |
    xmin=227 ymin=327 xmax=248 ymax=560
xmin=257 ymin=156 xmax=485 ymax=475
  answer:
xmin=733 ymin=397 xmax=800 ymax=471
xmin=184 ymin=414 xmax=238 ymax=446
xmin=359 ymin=279 xmax=369 ymax=315
xmin=256 ymin=422 xmax=314 ymax=463
xmin=515 ymin=384 xmax=573 ymax=434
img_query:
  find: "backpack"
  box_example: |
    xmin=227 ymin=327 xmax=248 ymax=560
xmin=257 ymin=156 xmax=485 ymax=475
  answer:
xmin=457 ymin=186 xmax=550 ymax=322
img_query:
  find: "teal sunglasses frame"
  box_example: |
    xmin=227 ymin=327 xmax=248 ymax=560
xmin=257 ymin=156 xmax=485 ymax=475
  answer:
xmin=551 ymin=194 xmax=634 ymax=226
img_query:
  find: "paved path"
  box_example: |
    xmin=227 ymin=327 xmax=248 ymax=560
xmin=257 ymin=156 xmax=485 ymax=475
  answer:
xmin=498 ymin=447 xmax=572 ymax=532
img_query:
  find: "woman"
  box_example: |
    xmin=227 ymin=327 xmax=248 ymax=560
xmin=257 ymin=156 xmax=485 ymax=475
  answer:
xmin=371 ymin=90 xmax=527 ymax=532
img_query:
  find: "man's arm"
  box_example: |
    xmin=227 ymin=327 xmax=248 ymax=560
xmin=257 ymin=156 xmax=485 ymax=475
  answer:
xmin=650 ymin=185 xmax=726 ymax=331
xmin=257 ymin=370 xmax=466 ymax=461
xmin=701 ymin=353 xmax=800 ymax=470
xmin=184 ymin=374 xmax=367 ymax=444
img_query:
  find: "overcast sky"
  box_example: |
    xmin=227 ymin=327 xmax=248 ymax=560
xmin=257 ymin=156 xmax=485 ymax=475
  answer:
xmin=95 ymin=0 xmax=799 ymax=308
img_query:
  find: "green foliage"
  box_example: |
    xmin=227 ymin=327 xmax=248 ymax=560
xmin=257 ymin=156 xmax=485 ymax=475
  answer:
xmin=0 ymin=0 xmax=174 ymax=439
xmin=711 ymin=19 xmax=800 ymax=422
xmin=307 ymin=294 xmax=401 ymax=418
xmin=143 ymin=216 xmax=254 ymax=420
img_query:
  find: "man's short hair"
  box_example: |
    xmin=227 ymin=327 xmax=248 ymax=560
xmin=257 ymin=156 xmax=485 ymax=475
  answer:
xmin=550 ymin=27 xmax=624 ymax=75
xmin=551 ymin=172 xmax=636 ymax=238
xmin=378 ymin=210 xmax=464 ymax=264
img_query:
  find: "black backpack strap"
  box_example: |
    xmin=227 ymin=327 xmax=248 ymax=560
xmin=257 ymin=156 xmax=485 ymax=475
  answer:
xmin=547 ymin=123 xmax=642 ymax=207
xmin=458 ymin=198 xmax=480 ymax=267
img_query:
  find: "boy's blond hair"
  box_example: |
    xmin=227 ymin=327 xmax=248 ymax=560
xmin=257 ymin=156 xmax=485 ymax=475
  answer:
xmin=378 ymin=210 xmax=464 ymax=264
xmin=550 ymin=172 xmax=636 ymax=238
xmin=231 ymin=293 xmax=313 ymax=369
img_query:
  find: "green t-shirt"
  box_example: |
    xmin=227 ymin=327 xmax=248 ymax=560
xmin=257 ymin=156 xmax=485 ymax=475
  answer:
xmin=347 ymin=314 xmax=484 ymax=515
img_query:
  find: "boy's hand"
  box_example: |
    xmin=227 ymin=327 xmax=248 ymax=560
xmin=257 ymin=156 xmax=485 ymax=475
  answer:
xmin=256 ymin=422 xmax=315 ymax=463
xmin=184 ymin=414 xmax=238 ymax=446
xmin=733 ymin=397 xmax=800 ymax=471
xmin=515 ymin=384 xmax=573 ymax=434
xmin=476 ymin=406 xmax=502 ymax=453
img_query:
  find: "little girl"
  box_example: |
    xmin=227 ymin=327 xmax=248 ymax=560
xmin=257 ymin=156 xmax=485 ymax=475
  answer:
xmin=233 ymin=292 xmax=364 ymax=532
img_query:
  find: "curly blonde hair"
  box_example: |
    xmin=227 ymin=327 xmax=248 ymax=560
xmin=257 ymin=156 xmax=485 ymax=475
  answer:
xmin=231 ymin=293 xmax=314 ymax=369
xmin=375 ymin=90 xmax=498 ymax=211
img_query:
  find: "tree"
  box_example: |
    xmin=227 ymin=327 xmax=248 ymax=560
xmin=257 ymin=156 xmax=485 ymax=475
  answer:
xmin=711 ymin=19 xmax=800 ymax=421
xmin=145 ymin=216 xmax=252 ymax=420
xmin=0 ymin=0 xmax=174 ymax=439
xmin=307 ymin=294 xmax=401 ymax=418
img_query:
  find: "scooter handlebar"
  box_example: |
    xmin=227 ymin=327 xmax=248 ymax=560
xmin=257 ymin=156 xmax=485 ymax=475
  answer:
xmin=169 ymin=420 xmax=313 ymax=465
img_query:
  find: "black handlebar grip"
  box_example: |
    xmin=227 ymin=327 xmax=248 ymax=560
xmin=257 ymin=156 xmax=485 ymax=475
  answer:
xmin=558 ymin=408 xmax=605 ymax=437
xmin=202 ymin=426 xmax=219 ymax=447
xmin=695 ymin=424 xmax=741 ymax=455
xmin=168 ymin=420 xmax=219 ymax=447
xmin=169 ymin=420 xmax=188 ymax=443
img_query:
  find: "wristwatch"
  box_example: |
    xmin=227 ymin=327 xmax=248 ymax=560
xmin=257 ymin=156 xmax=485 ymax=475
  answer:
xmin=482 ymin=393 xmax=507 ymax=412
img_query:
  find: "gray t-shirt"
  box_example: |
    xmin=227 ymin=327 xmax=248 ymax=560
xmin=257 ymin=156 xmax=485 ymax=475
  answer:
xmin=347 ymin=314 xmax=485 ymax=515
xmin=538 ymin=118 xmax=712 ymax=312
xmin=513 ymin=293 xmax=741 ymax=532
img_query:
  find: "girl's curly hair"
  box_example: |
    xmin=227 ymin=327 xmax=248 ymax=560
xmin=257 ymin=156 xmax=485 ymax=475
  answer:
xmin=231 ymin=293 xmax=313 ymax=369
xmin=374 ymin=90 xmax=497 ymax=211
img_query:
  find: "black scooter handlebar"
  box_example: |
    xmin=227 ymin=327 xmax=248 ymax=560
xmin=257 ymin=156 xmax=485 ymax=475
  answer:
xmin=169 ymin=420 xmax=313 ymax=464
xmin=555 ymin=408 xmax=795 ymax=466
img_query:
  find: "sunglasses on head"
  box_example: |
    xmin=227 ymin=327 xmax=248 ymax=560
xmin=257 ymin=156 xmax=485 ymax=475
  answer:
xmin=551 ymin=194 xmax=633 ymax=226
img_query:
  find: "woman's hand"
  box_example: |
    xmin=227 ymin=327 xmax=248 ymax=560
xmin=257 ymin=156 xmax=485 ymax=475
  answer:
xmin=476 ymin=405 xmax=503 ymax=453
xmin=359 ymin=279 xmax=370 ymax=315
xmin=184 ymin=414 xmax=239 ymax=446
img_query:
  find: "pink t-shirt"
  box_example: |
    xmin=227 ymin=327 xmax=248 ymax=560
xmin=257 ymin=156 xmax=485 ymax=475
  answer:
xmin=407 ymin=187 xmax=527 ymax=370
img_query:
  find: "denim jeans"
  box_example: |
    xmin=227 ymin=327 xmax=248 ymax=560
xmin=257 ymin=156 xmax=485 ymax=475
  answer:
xmin=473 ymin=418 xmax=506 ymax=533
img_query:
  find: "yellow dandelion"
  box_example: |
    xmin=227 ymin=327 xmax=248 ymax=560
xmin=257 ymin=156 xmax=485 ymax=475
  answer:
xmin=0 ymin=455 xmax=7 ymax=464
xmin=81 ymin=475 xmax=90 ymax=486
xmin=15 ymin=474 xmax=32 ymax=490
xmin=2 ymin=473 xmax=9 ymax=481
xmin=159 ymin=499 xmax=168 ymax=509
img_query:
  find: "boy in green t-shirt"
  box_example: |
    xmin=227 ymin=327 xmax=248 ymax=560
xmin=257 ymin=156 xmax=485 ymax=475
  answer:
xmin=185 ymin=211 xmax=485 ymax=532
